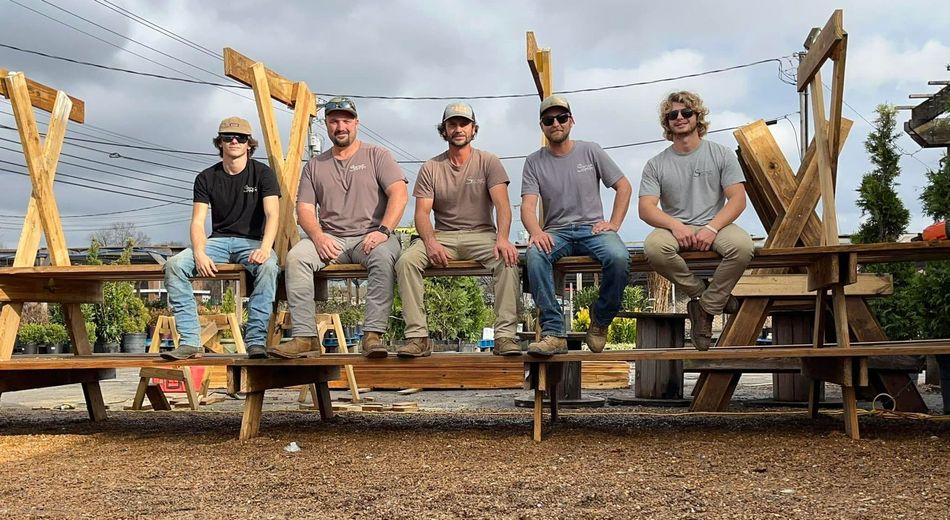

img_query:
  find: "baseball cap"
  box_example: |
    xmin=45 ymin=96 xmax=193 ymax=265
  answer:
xmin=539 ymin=95 xmax=571 ymax=116
xmin=218 ymin=116 xmax=252 ymax=135
xmin=442 ymin=102 xmax=476 ymax=123
xmin=324 ymin=96 xmax=358 ymax=117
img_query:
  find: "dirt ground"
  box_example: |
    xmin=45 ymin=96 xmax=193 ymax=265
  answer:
xmin=1 ymin=373 xmax=948 ymax=519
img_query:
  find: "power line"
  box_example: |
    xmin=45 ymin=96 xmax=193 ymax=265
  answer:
xmin=0 ymin=198 xmax=187 ymax=219
xmin=0 ymin=42 xmax=792 ymax=101
xmin=0 ymin=143 xmax=191 ymax=192
xmin=36 ymin=0 xmax=227 ymax=81
xmin=0 ymin=164 xmax=191 ymax=205
xmin=91 ymin=0 xmax=222 ymax=61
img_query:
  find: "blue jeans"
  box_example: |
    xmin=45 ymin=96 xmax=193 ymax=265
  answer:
xmin=164 ymin=237 xmax=279 ymax=347
xmin=526 ymin=225 xmax=630 ymax=337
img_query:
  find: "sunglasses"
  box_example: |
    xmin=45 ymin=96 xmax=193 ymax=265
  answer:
xmin=219 ymin=133 xmax=250 ymax=143
xmin=541 ymin=113 xmax=571 ymax=126
xmin=665 ymin=108 xmax=695 ymax=121
xmin=324 ymin=99 xmax=357 ymax=114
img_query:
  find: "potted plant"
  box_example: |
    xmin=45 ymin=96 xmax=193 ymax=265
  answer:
xmin=17 ymin=323 xmax=44 ymax=355
xmin=120 ymin=291 xmax=150 ymax=354
xmin=43 ymin=323 xmax=69 ymax=354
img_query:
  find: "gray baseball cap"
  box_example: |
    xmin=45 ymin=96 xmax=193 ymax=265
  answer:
xmin=442 ymin=102 xmax=476 ymax=122
xmin=539 ymin=95 xmax=571 ymax=115
xmin=324 ymin=96 xmax=358 ymax=117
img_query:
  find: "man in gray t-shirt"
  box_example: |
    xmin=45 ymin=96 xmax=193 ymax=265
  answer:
xmin=639 ymin=91 xmax=754 ymax=351
xmin=522 ymin=95 xmax=633 ymax=357
xmin=274 ymin=97 xmax=408 ymax=359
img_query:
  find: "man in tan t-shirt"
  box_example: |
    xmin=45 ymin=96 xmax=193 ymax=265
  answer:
xmin=394 ymin=102 xmax=521 ymax=357
xmin=269 ymin=96 xmax=408 ymax=359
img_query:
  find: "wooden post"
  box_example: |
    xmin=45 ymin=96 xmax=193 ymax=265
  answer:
xmin=223 ymin=48 xmax=317 ymax=265
xmin=633 ymin=313 xmax=687 ymax=399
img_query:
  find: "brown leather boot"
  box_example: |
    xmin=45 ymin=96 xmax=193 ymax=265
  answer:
xmin=492 ymin=337 xmax=522 ymax=356
xmin=361 ymin=331 xmax=388 ymax=359
xmin=397 ymin=337 xmax=432 ymax=358
xmin=688 ymin=299 xmax=713 ymax=351
xmin=585 ymin=323 xmax=609 ymax=353
xmin=527 ymin=335 xmax=568 ymax=357
xmin=267 ymin=337 xmax=320 ymax=359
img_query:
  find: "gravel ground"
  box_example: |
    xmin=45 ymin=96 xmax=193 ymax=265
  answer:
xmin=1 ymin=371 xmax=948 ymax=519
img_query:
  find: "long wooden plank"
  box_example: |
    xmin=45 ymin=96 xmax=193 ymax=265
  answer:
xmin=0 ymin=263 xmax=246 ymax=280
xmin=0 ymin=368 xmax=114 ymax=392
xmin=733 ymin=273 xmax=890 ymax=298
xmin=0 ymin=68 xmax=84 ymax=122
xmin=222 ymin=48 xmax=316 ymax=116
xmin=810 ymin=71 xmax=840 ymax=246
xmin=796 ymin=10 xmax=844 ymax=92
xmin=0 ymin=278 xmax=102 ymax=303
xmin=4 ymin=341 xmax=950 ymax=371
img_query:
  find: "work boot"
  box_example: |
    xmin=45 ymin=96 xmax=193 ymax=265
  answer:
xmin=160 ymin=344 xmax=202 ymax=360
xmin=397 ymin=337 xmax=432 ymax=358
xmin=527 ymin=335 xmax=568 ymax=357
xmin=246 ymin=344 xmax=267 ymax=359
xmin=361 ymin=331 xmax=388 ymax=359
xmin=723 ymin=295 xmax=740 ymax=314
xmin=267 ymin=337 xmax=320 ymax=359
xmin=585 ymin=323 xmax=609 ymax=353
xmin=492 ymin=337 xmax=522 ymax=356
xmin=688 ymin=299 xmax=713 ymax=351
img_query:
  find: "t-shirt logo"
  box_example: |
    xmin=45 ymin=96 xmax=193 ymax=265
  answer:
xmin=243 ymin=185 xmax=258 ymax=193
xmin=576 ymin=163 xmax=595 ymax=173
xmin=464 ymin=178 xmax=486 ymax=185
xmin=349 ymin=163 xmax=367 ymax=172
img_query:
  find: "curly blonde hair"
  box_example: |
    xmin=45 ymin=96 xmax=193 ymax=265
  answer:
xmin=659 ymin=91 xmax=710 ymax=141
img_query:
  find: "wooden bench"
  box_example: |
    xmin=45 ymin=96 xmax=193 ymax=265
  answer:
xmin=4 ymin=339 xmax=948 ymax=442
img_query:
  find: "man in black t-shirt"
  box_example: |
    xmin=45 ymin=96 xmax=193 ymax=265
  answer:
xmin=162 ymin=116 xmax=281 ymax=360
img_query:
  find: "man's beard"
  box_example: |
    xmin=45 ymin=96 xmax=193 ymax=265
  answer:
xmin=331 ymin=132 xmax=354 ymax=147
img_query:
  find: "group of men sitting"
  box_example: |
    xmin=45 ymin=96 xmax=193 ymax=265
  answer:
xmin=160 ymin=90 xmax=754 ymax=361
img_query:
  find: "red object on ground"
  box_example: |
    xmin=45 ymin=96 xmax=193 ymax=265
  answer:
xmin=152 ymin=366 xmax=205 ymax=393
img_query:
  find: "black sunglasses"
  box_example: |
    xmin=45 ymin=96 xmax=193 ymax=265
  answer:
xmin=665 ymin=108 xmax=695 ymax=121
xmin=219 ymin=133 xmax=250 ymax=143
xmin=541 ymin=113 xmax=571 ymax=126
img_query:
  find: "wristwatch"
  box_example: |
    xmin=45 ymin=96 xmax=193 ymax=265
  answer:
xmin=377 ymin=225 xmax=392 ymax=237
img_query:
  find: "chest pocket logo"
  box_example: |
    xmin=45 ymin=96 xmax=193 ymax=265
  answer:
xmin=576 ymin=163 xmax=595 ymax=173
xmin=243 ymin=185 xmax=258 ymax=193
xmin=349 ymin=164 xmax=367 ymax=172
xmin=464 ymin=178 xmax=486 ymax=185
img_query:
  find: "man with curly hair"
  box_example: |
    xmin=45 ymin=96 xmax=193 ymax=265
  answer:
xmin=639 ymin=91 xmax=753 ymax=351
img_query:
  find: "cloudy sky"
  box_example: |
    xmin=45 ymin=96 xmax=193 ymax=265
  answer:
xmin=0 ymin=0 xmax=948 ymax=248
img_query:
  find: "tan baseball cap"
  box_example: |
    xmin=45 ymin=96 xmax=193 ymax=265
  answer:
xmin=442 ymin=102 xmax=476 ymax=122
xmin=539 ymin=95 xmax=571 ymax=116
xmin=218 ymin=116 xmax=252 ymax=135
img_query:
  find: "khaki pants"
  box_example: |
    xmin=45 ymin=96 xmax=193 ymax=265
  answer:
xmin=643 ymin=223 xmax=754 ymax=315
xmin=395 ymin=230 xmax=520 ymax=339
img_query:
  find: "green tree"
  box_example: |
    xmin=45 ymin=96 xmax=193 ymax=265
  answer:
xmin=915 ymin=148 xmax=950 ymax=339
xmin=851 ymin=104 xmax=915 ymax=339
xmin=853 ymin=104 xmax=909 ymax=244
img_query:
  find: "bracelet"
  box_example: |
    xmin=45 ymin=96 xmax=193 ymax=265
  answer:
xmin=704 ymin=224 xmax=719 ymax=235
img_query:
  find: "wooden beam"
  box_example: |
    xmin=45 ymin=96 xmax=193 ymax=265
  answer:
xmin=733 ymin=273 xmax=891 ymax=298
xmin=796 ymin=10 xmax=845 ymax=92
xmin=0 ymin=68 xmax=84 ymax=123
xmin=0 ymin=368 xmax=114 ymax=392
xmin=222 ymin=48 xmax=316 ymax=115
xmin=800 ymin=357 xmax=865 ymax=386
xmin=526 ymin=32 xmax=545 ymax=98
xmin=0 ymin=278 xmax=102 ymax=303
xmin=810 ymin=71 xmax=840 ymax=245
xmin=229 ymin=365 xmax=340 ymax=394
